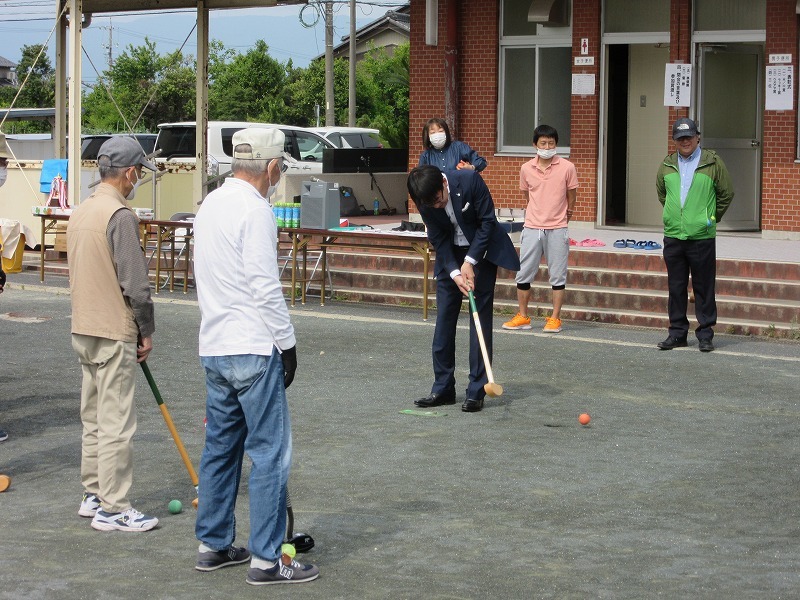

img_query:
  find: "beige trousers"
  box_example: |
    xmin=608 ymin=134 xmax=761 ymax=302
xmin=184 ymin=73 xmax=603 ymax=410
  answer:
xmin=72 ymin=334 xmax=137 ymax=513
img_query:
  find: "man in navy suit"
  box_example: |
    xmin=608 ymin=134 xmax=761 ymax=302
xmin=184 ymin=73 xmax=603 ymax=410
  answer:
xmin=407 ymin=165 xmax=520 ymax=412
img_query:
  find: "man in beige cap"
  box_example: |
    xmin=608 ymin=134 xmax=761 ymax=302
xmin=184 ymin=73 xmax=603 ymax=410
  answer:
xmin=67 ymin=135 xmax=159 ymax=531
xmin=192 ymin=127 xmax=318 ymax=584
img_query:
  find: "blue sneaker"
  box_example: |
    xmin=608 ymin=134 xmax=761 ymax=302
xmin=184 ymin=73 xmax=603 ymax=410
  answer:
xmin=246 ymin=557 xmax=319 ymax=585
xmin=196 ymin=546 xmax=250 ymax=572
xmin=91 ymin=507 xmax=158 ymax=532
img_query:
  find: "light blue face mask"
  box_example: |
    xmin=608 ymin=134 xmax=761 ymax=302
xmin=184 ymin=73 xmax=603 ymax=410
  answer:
xmin=537 ymin=148 xmax=557 ymax=160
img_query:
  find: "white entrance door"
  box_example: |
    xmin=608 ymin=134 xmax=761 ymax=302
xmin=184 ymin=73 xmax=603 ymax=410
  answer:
xmin=698 ymin=44 xmax=762 ymax=230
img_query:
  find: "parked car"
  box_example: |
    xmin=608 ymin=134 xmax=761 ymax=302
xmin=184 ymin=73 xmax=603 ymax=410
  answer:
xmin=154 ymin=121 xmax=335 ymax=174
xmin=309 ymin=127 xmax=383 ymax=149
xmin=81 ymin=133 xmax=157 ymax=160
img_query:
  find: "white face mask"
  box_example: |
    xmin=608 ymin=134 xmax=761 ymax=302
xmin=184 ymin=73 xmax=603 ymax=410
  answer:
xmin=266 ymin=159 xmax=280 ymax=200
xmin=537 ymin=148 xmax=557 ymax=160
xmin=0 ymin=165 xmax=7 ymax=188
xmin=429 ymin=132 xmax=447 ymax=150
xmin=126 ymin=169 xmax=142 ymax=201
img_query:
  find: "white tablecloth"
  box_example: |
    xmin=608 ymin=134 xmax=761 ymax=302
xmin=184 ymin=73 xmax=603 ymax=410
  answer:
xmin=1 ymin=218 xmax=39 ymax=258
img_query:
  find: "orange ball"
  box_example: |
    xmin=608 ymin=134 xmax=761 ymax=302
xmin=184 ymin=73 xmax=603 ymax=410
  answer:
xmin=578 ymin=413 xmax=591 ymax=425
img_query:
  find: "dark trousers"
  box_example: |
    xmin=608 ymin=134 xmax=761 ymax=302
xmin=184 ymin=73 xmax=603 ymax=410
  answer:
xmin=431 ymin=251 xmax=498 ymax=401
xmin=663 ymin=236 xmax=717 ymax=341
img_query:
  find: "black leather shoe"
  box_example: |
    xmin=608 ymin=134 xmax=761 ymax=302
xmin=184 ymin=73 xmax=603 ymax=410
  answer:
xmin=461 ymin=398 xmax=484 ymax=412
xmin=415 ymin=390 xmax=456 ymax=407
xmin=657 ymin=336 xmax=688 ymax=350
xmin=698 ymin=339 xmax=715 ymax=353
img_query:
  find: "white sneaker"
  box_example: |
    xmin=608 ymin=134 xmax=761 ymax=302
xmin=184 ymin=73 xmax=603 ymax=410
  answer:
xmin=91 ymin=507 xmax=158 ymax=532
xmin=78 ymin=492 xmax=102 ymax=517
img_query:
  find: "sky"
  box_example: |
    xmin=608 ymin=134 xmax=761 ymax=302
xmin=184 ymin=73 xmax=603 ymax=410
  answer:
xmin=0 ymin=0 xmax=406 ymax=85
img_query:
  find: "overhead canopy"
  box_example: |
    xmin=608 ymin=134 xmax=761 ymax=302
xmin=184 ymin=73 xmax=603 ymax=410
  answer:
xmin=0 ymin=108 xmax=67 ymax=123
xmin=55 ymin=0 xmax=306 ymax=210
xmin=79 ymin=0 xmax=304 ymax=13
xmin=527 ymin=0 xmax=569 ymax=25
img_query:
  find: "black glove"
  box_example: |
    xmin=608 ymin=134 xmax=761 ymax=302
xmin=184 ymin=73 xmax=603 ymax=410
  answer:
xmin=281 ymin=346 xmax=297 ymax=389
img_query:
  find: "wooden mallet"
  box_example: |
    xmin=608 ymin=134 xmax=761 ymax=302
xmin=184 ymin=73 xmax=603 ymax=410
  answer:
xmin=467 ymin=290 xmax=504 ymax=397
xmin=140 ymin=361 xmax=200 ymax=508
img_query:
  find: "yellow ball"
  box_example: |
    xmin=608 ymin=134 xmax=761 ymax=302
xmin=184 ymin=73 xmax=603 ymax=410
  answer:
xmin=281 ymin=543 xmax=296 ymax=558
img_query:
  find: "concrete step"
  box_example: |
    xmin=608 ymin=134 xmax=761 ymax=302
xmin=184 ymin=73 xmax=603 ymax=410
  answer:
xmin=325 ymin=266 xmax=800 ymax=324
xmin=327 ymin=248 xmax=800 ymax=283
xmin=305 ymin=246 xmax=800 ymax=337
xmin=307 ymin=283 xmax=797 ymax=337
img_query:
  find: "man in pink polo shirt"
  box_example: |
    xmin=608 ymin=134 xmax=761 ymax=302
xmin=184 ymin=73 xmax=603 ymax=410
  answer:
xmin=502 ymin=125 xmax=578 ymax=333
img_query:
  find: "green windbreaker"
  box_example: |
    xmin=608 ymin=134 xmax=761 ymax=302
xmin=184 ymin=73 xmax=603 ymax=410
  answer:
xmin=656 ymin=148 xmax=734 ymax=240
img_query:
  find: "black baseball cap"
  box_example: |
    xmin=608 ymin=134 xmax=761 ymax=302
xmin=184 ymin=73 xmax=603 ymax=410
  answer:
xmin=672 ymin=118 xmax=699 ymax=140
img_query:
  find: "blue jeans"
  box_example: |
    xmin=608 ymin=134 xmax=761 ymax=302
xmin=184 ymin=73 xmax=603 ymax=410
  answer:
xmin=195 ymin=353 xmax=292 ymax=562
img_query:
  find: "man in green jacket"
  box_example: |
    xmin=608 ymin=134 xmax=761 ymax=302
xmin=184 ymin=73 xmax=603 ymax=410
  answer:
xmin=655 ymin=118 xmax=734 ymax=353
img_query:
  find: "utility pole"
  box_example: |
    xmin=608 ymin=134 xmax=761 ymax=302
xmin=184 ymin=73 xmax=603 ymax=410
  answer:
xmin=348 ymin=0 xmax=356 ymax=126
xmin=99 ymin=18 xmax=115 ymax=69
xmin=324 ymin=1 xmax=335 ymax=126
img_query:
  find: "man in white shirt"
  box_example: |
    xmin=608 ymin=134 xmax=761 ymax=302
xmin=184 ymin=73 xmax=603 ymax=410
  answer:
xmin=192 ymin=127 xmax=319 ymax=585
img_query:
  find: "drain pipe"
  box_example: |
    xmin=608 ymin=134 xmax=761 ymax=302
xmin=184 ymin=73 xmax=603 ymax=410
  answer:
xmin=444 ymin=0 xmax=458 ymax=137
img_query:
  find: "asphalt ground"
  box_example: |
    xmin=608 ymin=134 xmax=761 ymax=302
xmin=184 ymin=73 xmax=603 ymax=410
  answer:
xmin=1 ymin=278 xmax=800 ymax=599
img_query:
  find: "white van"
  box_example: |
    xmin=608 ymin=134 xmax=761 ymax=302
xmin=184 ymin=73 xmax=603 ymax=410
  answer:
xmin=309 ymin=126 xmax=382 ymax=149
xmin=154 ymin=121 xmax=335 ymax=175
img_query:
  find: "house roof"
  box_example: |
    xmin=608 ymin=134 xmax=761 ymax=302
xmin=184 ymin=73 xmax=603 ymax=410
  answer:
xmin=314 ymin=3 xmax=410 ymax=61
xmin=0 ymin=56 xmax=17 ymax=68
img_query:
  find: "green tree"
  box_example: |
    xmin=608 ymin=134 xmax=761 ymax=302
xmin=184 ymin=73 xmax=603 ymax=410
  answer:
xmin=283 ymin=43 xmax=410 ymax=148
xmin=357 ymin=42 xmax=409 ymax=149
xmin=0 ymin=44 xmax=56 ymax=133
xmin=82 ymin=39 xmax=195 ymax=133
xmin=208 ymin=40 xmax=289 ymax=122
xmin=283 ymin=57 xmax=353 ymax=128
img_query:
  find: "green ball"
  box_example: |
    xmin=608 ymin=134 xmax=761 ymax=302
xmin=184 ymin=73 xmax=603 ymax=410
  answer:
xmin=168 ymin=499 xmax=182 ymax=514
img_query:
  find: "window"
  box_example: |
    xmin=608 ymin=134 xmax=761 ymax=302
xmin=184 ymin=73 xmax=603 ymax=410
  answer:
xmin=604 ymin=0 xmax=668 ymax=34
xmin=694 ymin=0 xmax=765 ymax=32
xmin=499 ymin=0 xmax=572 ymax=153
xmin=294 ymin=131 xmax=332 ymax=162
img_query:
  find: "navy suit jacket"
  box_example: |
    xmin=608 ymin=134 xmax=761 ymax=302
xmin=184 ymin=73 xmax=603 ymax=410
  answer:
xmin=413 ymin=169 xmax=520 ymax=280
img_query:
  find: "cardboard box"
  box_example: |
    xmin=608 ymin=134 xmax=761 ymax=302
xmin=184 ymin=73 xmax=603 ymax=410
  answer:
xmin=54 ymin=224 xmax=68 ymax=252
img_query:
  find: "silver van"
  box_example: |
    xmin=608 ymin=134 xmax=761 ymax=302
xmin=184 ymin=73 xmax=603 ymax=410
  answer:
xmin=154 ymin=121 xmax=335 ymax=175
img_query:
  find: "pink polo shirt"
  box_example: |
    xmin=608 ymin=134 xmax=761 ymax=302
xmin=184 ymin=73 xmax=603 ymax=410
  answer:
xmin=520 ymin=155 xmax=579 ymax=229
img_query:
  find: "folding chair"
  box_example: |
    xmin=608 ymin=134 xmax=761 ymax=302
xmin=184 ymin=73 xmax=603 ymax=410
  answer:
xmin=146 ymin=213 xmax=194 ymax=293
xmin=277 ymin=240 xmax=333 ymax=299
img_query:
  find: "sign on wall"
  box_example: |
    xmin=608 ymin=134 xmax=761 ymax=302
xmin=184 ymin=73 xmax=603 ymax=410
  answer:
xmin=765 ymin=65 xmax=794 ymax=111
xmin=571 ymin=74 xmax=595 ymax=96
xmin=663 ymin=63 xmax=692 ymax=107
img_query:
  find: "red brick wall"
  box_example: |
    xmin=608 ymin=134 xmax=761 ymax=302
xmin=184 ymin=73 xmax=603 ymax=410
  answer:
xmin=667 ymin=0 xmax=691 ymax=147
xmin=763 ymin=0 xmax=800 ymax=232
xmin=409 ymin=0 xmax=522 ymax=213
xmin=570 ymin=0 xmax=601 ymax=223
xmin=409 ymin=0 xmax=596 ymax=216
xmin=409 ymin=0 xmax=800 ymax=233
